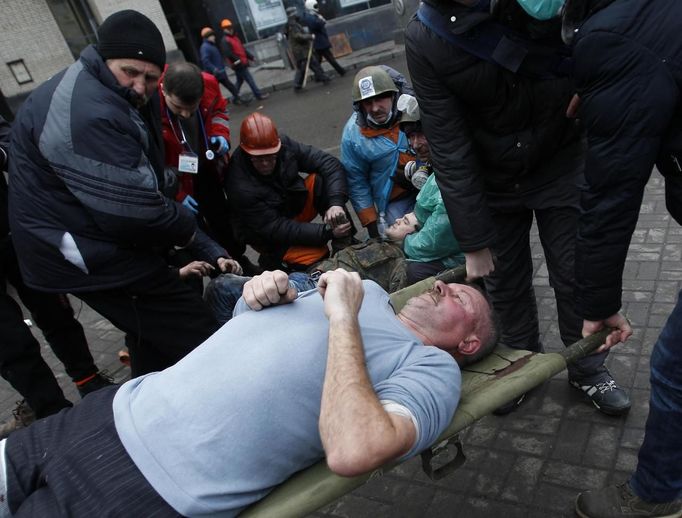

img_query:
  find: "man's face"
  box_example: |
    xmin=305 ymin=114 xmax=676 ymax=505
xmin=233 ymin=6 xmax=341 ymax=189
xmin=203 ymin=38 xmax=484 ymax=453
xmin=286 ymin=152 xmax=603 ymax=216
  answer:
xmin=400 ymin=281 xmax=490 ymax=350
xmin=223 ymin=27 xmax=234 ymax=35
xmin=207 ymin=34 xmax=216 ymax=43
xmin=385 ymin=212 xmax=418 ymax=242
xmin=163 ymin=90 xmax=200 ymax=120
xmin=106 ymin=58 xmax=161 ymax=108
xmin=360 ymin=94 xmax=393 ymax=124
xmin=408 ymin=131 xmax=430 ymax=162
xmin=249 ymin=153 xmax=278 ymax=176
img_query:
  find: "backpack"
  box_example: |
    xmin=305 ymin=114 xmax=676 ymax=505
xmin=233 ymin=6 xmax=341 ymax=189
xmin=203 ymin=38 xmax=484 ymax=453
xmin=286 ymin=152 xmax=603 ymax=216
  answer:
xmin=310 ymin=239 xmax=409 ymax=293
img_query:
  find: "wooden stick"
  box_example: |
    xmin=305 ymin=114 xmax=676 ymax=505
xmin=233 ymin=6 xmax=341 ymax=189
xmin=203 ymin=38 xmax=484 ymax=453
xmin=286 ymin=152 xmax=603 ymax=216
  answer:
xmin=301 ymin=40 xmax=314 ymax=89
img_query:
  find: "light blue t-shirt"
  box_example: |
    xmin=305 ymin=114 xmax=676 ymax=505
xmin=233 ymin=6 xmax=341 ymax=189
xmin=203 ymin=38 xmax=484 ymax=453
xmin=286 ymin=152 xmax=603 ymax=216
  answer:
xmin=113 ymin=281 xmax=460 ymax=517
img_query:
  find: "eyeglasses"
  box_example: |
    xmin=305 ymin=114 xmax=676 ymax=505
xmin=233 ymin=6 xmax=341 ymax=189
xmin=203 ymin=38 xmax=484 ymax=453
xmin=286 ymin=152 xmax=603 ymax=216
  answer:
xmin=250 ymin=154 xmax=278 ymax=164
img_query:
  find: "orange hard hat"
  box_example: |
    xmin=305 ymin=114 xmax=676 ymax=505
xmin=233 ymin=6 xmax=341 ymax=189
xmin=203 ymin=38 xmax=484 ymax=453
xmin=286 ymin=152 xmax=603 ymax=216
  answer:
xmin=200 ymin=27 xmax=214 ymax=38
xmin=240 ymin=112 xmax=281 ymax=156
xmin=220 ymin=18 xmax=233 ymax=29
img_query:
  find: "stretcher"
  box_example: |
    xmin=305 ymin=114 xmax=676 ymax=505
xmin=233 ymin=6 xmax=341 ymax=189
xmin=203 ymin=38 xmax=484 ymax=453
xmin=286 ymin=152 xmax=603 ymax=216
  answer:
xmin=241 ymin=266 xmax=608 ymax=517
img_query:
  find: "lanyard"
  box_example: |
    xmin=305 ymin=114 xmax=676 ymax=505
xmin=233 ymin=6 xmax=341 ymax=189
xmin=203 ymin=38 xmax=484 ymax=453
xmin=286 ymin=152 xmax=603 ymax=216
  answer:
xmin=166 ymin=107 xmax=214 ymax=160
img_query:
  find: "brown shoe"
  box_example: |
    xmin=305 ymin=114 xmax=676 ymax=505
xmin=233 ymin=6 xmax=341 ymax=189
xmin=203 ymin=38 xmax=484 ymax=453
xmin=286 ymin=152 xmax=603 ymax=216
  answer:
xmin=576 ymin=483 xmax=682 ymax=518
xmin=0 ymin=400 xmax=35 ymax=440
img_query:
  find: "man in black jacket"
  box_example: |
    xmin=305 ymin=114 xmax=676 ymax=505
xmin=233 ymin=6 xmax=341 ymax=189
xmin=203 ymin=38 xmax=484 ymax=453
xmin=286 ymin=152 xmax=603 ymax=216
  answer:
xmin=405 ymin=0 xmax=629 ymax=415
xmin=563 ymin=0 xmax=682 ymax=515
xmin=0 ymin=116 xmax=112 ymax=438
xmin=8 ymin=11 xmax=219 ymax=377
xmin=225 ymin=112 xmax=350 ymax=271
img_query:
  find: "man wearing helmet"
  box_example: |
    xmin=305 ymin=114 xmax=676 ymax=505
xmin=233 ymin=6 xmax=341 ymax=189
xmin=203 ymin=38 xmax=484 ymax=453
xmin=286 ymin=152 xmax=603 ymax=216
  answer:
xmin=340 ymin=65 xmax=418 ymax=239
xmin=220 ymin=18 xmax=269 ymax=101
xmin=199 ymin=26 xmax=246 ymax=105
xmin=301 ymin=0 xmax=347 ymax=77
xmin=225 ymin=112 xmax=350 ymax=271
xmin=284 ymin=6 xmax=330 ymax=90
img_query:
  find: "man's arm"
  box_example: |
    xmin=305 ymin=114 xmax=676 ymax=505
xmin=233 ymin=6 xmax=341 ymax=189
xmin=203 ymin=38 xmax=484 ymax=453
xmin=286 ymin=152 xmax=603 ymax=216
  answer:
xmin=27 ymin=107 xmax=196 ymax=248
xmin=405 ymin=20 xmax=495 ymax=279
xmin=230 ymin=182 xmax=331 ymax=246
xmin=220 ymin=39 xmax=238 ymax=64
xmin=573 ymin=31 xmax=677 ymax=348
xmin=318 ymin=270 xmax=416 ymax=477
xmin=0 ymin=115 xmax=9 ymax=170
xmin=284 ymin=135 xmax=347 ymax=207
xmin=203 ymin=75 xmax=231 ymax=151
xmin=340 ymin=120 xmax=378 ymax=228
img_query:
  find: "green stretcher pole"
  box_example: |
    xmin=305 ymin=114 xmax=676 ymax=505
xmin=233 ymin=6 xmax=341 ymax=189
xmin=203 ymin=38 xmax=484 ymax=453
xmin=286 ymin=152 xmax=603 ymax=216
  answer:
xmin=241 ymin=268 xmax=611 ymax=518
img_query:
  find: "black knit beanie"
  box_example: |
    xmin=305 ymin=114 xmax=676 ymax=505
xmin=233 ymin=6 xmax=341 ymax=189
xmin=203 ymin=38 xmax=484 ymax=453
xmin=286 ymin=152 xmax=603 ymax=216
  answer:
xmin=97 ymin=10 xmax=166 ymax=69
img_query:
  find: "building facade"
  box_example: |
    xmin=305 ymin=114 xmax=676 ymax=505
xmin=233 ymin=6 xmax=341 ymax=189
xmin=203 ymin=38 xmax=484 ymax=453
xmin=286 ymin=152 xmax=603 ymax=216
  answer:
xmin=1 ymin=0 xmax=395 ymax=118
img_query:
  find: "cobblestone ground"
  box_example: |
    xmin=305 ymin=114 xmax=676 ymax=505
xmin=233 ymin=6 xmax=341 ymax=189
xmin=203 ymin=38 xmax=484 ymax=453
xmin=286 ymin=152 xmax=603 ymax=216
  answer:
xmin=0 ymin=176 xmax=675 ymax=517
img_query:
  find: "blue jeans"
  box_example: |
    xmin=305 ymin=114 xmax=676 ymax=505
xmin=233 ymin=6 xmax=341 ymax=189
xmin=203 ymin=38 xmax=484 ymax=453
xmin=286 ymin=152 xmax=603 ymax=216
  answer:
xmin=235 ymin=67 xmax=262 ymax=99
xmin=630 ymin=290 xmax=682 ymax=502
xmin=204 ymin=273 xmax=317 ymax=326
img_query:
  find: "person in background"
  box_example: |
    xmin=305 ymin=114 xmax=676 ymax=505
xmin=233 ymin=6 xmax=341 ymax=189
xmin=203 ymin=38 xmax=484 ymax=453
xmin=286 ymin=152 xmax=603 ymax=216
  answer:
xmin=220 ymin=18 xmax=269 ymax=101
xmin=199 ymin=26 xmax=248 ymax=105
xmin=301 ymin=0 xmax=347 ymax=77
xmin=284 ymin=7 xmax=330 ymax=91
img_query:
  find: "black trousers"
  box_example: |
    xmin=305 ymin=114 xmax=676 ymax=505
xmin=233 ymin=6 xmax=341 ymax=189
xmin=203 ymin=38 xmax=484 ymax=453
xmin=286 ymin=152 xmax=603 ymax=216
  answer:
xmin=484 ymin=172 xmax=607 ymax=380
xmin=294 ymin=56 xmax=327 ymax=88
xmin=215 ymin=70 xmax=239 ymax=99
xmin=5 ymin=386 xmax=181 ymax=517
xmin=406 ymin=259 xmax=448 ymax=285
xmin=315 ymin=47 xmax=345 ymax=75
xmin=77 ymin=268 xmax=219 ymax=377
xmin=1 ymin=239 xmax=97 ymax=417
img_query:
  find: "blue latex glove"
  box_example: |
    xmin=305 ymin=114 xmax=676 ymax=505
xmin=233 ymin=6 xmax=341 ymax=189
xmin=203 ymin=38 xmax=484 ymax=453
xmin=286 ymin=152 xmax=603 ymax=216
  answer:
xmin=210 ymin=136 xmax=230 ymax=157
xmin=182 ymin=195 xmax=199 ymax=214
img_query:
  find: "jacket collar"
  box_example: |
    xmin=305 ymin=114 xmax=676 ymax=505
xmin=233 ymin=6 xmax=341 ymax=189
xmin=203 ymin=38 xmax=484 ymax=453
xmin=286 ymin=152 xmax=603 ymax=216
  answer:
xmin=423 ymin=0 xmax=491 ymax=34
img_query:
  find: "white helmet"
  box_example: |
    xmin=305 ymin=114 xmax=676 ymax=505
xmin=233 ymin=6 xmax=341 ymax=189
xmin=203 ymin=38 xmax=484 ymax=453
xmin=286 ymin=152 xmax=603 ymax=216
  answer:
xmin=305 ymin=0 xmax=319 ymax=11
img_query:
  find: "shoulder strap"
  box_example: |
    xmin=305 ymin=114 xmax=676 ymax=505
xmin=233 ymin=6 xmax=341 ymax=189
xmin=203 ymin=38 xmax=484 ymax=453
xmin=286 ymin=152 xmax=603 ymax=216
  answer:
xmin=417 ymin=3 xmax=571 ymax=79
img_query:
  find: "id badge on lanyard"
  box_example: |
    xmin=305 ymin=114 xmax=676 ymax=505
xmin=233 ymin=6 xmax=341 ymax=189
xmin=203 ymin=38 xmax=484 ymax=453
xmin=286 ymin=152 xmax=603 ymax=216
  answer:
xmin=178 ymin=152 xmax=199 ymax=174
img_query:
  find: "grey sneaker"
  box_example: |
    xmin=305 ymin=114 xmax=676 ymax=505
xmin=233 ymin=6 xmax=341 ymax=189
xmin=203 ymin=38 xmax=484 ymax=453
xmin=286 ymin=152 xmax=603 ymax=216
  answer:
xmin=0 ymin=400 xmax=36 ymax=440
xmin=576 ymin=483 xmax=682 ymax=518
xmin=570 ymin=369 xmax=631 ymax=416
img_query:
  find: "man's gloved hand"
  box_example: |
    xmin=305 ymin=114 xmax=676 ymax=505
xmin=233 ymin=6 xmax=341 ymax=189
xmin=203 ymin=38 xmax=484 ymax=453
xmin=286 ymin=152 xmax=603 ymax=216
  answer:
xmin=404 ymin=160 xmax=430 ymax=190
xmin=182 ymin=195 xmax=199 ymax=214
xmin=210 ymin=136 xmax=230 ymax=157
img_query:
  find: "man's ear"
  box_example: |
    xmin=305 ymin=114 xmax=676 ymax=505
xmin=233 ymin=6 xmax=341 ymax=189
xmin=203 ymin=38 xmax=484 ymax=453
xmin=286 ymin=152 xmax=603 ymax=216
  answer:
xmin=458 ymin=335 xmax=481 ymax=356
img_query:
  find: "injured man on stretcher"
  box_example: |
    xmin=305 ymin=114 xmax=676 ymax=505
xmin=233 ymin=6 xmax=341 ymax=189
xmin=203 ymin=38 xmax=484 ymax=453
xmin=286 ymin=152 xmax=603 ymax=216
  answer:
xmin=0 ymin=269 xmax=497 ymax=517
